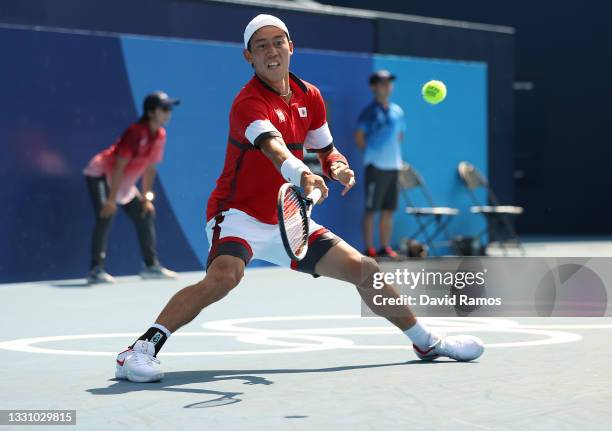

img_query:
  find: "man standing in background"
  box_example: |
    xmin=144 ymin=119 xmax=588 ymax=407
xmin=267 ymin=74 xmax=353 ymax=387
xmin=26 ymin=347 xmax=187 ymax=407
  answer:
xmin=355 ymin=70 xmax=405 ymax=259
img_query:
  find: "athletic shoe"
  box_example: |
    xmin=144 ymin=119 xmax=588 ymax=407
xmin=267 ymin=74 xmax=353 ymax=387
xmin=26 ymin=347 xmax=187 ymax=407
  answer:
xmin=378 ymin=246 xmax=399 ymax=259
xmin=87 ymin=268 xmax=115 ymax=284
xmin=413 ymin=333 xmax=484 ymax=362
xmin=139 ymin=264 xmax=177 ymax=279
xmin=364 ymin=247 xmax=377 ymax=258
xmin=115 ymin=340 xmax=163 ymax=382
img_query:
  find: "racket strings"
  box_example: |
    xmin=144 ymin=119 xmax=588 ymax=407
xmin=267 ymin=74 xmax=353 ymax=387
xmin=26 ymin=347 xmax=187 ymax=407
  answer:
xmin=282 ymin=191 xmax=308 ymax=256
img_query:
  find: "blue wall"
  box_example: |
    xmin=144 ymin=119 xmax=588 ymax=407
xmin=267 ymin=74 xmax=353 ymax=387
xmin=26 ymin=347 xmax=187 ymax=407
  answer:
xmin=372 ymin=55 xmax=487 ymax=244
xmin=0 ymin=29 xmax=201 ymax=283
xmin=1 ymin=0 xmax=514 ymax=208
xmin=0 ymin=27 xmax=487 ymax=282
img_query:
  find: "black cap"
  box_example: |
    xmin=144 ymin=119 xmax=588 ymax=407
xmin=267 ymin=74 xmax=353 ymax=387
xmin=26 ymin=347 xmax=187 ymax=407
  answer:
xmin=143 ymin=91 xmax=180 ymax=112
xmin=369 ymin=70 xmax=396 ymax=85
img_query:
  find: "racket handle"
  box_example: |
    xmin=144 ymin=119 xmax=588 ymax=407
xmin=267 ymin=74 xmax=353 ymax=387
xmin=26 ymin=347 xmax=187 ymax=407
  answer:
xmin=307 ymin=188 xmax=322 ymax=204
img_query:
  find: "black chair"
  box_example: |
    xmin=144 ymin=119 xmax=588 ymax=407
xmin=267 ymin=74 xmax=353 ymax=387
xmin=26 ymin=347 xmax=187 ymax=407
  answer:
xmin=398 ymin=162 xmax=459 ymax=255
xmin=457 ymin=161 xmax=525 ymax=256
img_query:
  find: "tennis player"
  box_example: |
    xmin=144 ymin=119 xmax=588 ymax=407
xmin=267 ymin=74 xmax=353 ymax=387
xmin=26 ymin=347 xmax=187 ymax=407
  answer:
xmin=115 ymin=15 xmax=484 ymax=382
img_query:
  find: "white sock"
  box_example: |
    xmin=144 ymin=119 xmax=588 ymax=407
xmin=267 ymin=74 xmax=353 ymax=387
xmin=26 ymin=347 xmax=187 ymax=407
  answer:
xmin=403 ymin=321 xmax=433 ymax=348
xmin=152 ymin=323 xmax=172 ymax=338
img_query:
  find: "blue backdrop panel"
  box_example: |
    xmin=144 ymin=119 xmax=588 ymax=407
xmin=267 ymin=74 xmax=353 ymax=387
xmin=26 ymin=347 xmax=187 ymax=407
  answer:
xmin=0 ymin=28 xmax=199 ymax=283
xmin=120 ymin=37 xmax=252 ymax=265
xmin=374 ymin=18 xmax=514 ymax=208
xmin=372 ymin=55 xmax=488 ymax=246
xmin=290 ymin=49 xmax=373 ymax=245
xmin=0 ymin=27 xmax=488 ymax=282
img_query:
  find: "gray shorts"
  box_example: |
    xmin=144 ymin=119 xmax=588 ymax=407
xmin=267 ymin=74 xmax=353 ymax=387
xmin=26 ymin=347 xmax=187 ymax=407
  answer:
xmin=364 ymin=164 xmax=399 ymax=212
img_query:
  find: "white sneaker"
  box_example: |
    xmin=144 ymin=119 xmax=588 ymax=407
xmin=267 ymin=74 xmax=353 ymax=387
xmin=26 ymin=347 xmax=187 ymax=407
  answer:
xmin=413 ymin=333 xmax=484 ymax=362
xmin=115 ymin=340 xmax=163 ymax=382
xmin=139 ymin=264 xmax=177 ymax=280
xmin=87 ymin=268 xmax=115 ymax=284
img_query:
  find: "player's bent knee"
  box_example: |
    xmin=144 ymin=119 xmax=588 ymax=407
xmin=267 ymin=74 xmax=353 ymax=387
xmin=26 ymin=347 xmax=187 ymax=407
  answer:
xmin=211 ymin=273 xmax=241 ymax=299
xmin=197 ymin=257 xmax=244 ymax=303
xmin=354 ymin=256 xmax=380 ymax=288
xmin=196 ymin=271 xmax=242 ymax=303
xmin=340 ymin=253 xmax=380 ymax=286
xmin=362 ymin=256 xmax=380 ymax=273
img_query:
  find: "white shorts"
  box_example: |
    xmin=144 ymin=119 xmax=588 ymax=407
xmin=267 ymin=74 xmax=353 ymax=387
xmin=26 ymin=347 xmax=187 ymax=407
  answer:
xmin=205 ymin=208 xmax=341 ymax=275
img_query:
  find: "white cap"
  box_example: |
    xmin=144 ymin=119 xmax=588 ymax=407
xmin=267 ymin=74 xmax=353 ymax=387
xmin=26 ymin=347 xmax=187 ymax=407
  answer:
xmin=243 ymin=14 xmax=290 ymax=49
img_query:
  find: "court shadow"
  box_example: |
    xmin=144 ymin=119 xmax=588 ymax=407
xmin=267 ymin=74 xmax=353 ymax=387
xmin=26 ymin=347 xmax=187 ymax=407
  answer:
xmin=50 ymin=282 xmax=91 ymax=288
xmin=87 ymin=360 xmax=440 ymax=408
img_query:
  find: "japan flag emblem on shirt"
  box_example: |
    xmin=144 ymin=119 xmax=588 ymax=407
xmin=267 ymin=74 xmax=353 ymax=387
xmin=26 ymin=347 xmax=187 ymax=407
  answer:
xmin=275 ymin=109 xmax=286 ymax=122
xmin=298 ymin=107 xmax=308 ymax=118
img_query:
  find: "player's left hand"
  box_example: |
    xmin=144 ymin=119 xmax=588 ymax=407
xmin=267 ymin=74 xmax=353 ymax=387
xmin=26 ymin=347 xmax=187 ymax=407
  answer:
xmin=331 ymin=162 xmax=356 ymax=196
xmin=141 ymin=200 xmax=155 ymax=217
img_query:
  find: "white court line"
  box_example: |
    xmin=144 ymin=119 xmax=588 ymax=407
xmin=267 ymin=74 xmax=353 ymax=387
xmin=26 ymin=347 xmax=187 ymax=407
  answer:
xmin=337 ymin=328 xmax=581 ymax=349
xmin=201 ymin=315 xmax=522 ymax=333
xmin=1 ymin=316 xmax=608 ymax=357
xmin=0 ymin=332 xmax=352 ymax=356
xmin=518 ymin=325 xmax=612 ymax=329
xmin=202 ymin=315 xmax=582 ymax=350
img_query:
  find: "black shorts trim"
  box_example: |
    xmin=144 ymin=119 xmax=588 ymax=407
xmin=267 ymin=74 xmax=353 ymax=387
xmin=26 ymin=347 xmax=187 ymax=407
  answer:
xmin=206 ymin=214 xmax=253 ymax=269
xmin=294 ymin=230 xmax=341 ymax=277
xmin=207 ymin=240 xmax=252 ymax=269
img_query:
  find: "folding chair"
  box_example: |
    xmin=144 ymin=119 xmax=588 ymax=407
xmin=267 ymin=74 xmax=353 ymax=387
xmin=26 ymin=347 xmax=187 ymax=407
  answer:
xmin=457 ymin=161 xmax=525 ymax=256
xmin=398 ymin=162 xmax=459 ymax=255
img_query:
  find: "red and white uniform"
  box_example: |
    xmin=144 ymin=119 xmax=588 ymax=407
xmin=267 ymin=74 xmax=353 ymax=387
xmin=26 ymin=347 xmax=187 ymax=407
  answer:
xmin=205 ymin=73 xmax=340 ymax=272
xmin=83 ymin=123 xmax=166 ymax=204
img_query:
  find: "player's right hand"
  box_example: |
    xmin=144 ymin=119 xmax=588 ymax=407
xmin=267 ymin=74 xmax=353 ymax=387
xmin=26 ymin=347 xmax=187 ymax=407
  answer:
xmin=301 ymin=172 xmax=328 ymax=204
xmin=100 ymin=200 xmax=118 ymax=218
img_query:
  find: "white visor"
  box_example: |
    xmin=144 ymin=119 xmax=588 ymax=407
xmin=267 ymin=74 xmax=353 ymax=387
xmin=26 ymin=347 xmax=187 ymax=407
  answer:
xmin=244 ymin=14 xmax=290 ymax=49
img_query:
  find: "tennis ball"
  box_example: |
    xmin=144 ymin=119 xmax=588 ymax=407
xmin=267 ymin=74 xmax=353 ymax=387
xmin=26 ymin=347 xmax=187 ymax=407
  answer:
xmin=422 ymin=80 xmax=447 ymax=105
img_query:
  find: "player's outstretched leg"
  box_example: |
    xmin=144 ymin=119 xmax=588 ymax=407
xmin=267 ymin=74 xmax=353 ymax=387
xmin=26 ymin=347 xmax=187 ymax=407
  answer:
xmin=314 ymin=241 xmax=484 ymax=362
xmin=115 ymin=255 xmax=245 ymax=382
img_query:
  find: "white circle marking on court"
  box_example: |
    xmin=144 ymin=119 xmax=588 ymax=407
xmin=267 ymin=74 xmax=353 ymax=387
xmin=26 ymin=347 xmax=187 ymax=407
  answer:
xmin=0 ymin=316 xmax=605 ymax=356
xmin=202 ymin=315 xmax=583 ymax=349
xmin=0 ymin=332 xmax=352 ymax=356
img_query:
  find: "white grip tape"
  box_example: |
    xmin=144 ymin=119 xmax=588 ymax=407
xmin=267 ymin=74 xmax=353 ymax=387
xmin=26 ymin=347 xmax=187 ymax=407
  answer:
xmin=281 ymin=157 xmax=311 ymax=187
xmin=307 ymin=188 xmax=322 ymax=204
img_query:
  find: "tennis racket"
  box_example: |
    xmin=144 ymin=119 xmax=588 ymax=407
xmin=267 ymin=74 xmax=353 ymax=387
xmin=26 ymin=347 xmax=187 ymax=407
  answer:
xmin=277 ymin=183 xmax=322 ymax=261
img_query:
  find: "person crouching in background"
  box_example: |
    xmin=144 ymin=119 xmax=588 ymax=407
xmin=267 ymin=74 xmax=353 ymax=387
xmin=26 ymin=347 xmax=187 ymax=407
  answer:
xmin=82 ymin=92 xmax=179 ymax=284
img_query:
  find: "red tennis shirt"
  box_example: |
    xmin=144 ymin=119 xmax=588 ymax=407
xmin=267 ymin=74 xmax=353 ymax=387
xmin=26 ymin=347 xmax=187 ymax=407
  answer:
xmin=207 ymin=73 xmax=334 ymax=224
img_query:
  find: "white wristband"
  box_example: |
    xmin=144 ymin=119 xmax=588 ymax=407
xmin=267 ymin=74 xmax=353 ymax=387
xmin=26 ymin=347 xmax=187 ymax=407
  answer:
xmin=281 ymin=157 xmax=311 ymax=187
